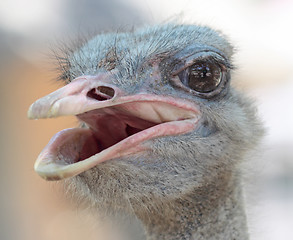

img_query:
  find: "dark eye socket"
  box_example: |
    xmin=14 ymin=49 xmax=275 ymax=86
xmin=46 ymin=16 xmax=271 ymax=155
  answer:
xmin=178 ymin=61 xmax=223 ymax=93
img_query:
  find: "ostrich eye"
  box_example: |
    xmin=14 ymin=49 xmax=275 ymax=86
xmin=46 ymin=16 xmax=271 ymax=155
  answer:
xmin=179 ymin=61 xmax=222 ymax=93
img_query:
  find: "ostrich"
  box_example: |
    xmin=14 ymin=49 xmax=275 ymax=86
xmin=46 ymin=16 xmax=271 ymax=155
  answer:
xmin=28 ymin=24 xmax=263 ymax=239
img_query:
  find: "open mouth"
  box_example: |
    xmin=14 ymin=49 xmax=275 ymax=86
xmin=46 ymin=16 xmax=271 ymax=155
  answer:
xmin=28 ymin=77 xmax=200 ymax=180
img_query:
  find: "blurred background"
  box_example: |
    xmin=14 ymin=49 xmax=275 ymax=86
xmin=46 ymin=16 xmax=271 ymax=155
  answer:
xmin=0 ymin=0 xmax=292 ymax=239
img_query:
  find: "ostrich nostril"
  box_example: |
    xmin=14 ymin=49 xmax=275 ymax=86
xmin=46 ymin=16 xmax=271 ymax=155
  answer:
xmin=87 ymin=86 xmax=115 ymax=101
xmin=97 ymin=86 xmax=115 ymax=97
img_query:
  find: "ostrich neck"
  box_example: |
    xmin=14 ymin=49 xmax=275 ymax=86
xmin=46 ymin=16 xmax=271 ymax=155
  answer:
xmin=136 ymin=171 xmax=249 ymax=240
xmin=77 ymin=171 xmax=249 ymax=240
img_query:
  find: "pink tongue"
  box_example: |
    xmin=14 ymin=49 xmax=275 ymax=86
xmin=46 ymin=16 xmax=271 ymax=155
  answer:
xmin=78 ymin=133 xmax=101 ymax=162
xmin=43 ymin=128 xmax=100 ymax=165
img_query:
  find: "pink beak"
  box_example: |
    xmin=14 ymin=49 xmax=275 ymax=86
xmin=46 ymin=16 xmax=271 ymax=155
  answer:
xmin=28 ymin=74 xmax=200 ymax=181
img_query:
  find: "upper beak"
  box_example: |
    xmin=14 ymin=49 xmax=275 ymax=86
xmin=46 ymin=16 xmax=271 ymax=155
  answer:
xmin=28 ymin=74 xmax=125 ymax=120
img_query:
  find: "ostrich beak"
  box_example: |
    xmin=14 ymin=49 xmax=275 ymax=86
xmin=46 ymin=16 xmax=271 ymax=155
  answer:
xmin=28 ymin=75 xmax=200 ymax=181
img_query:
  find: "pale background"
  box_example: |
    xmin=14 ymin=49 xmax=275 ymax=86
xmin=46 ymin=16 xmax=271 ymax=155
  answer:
xmin=0 ymin=0 xmax=292 ymax=239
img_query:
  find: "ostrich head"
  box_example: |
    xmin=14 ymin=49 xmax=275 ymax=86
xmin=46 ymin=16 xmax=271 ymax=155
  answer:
xmin=28 ymin=24 xmax=263 ymax=238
